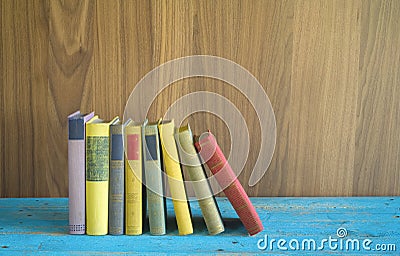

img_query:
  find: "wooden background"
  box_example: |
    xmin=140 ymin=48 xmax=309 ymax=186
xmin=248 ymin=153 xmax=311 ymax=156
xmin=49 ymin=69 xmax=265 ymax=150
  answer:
xmin=1 ymin=0 xmax=399 ymax=197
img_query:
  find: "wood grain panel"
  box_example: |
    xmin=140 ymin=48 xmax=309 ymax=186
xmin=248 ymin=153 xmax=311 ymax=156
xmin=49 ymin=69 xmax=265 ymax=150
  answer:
xmin=49 ymin=0 xmax=94 ymax=120
xmin=230 ymin=0 xmax=294 ymax=196
xmin=28 ymin=0 xmax=52 ymax=197
xmin=2 ymin=0 xmax=35 ymax=197
xmin=121 ymin=0 xmax=154 ymax=113
xmin=46 ymin=0 xmax=94 ymax=197
xmin=1 ymin=0 xmax=399 ymax=197
xmin=288 ymin=0 xmax=361 ymax=196
xmin=91 ymin=0 xmax=124 ymax=120
xmin=354 ymin=0 xmax=400 ymax=196
xmin=0 ymin=0 xmax=3 ymax=197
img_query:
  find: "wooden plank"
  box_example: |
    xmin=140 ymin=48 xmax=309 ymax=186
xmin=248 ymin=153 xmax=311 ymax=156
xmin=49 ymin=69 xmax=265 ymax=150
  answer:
xmin=354 ymin=0 xmax=400 ymax=196
xmin=214 ymin=0 xmax=294 ymax=197
xmin=47 ymin=0 xmax=95 ymax=197
xmin=120 ymin=0 xmax=154 ymax=109
xmin=1 ymin=0 xmax=400 ymax=198
xmin=0 ymin=198 xmax=399 ymax=254
xmin=28 ymin=0 xmax=55 ymax=197
xmin=288 ymin=0 xmax=361 ymax=196
xmin=1 ymin=0 xmax=36 ymax=197
xmin=0 ymin=0 xmax=2 ymax=198
xmin=90 ymin=0 xmax=124 ymax=120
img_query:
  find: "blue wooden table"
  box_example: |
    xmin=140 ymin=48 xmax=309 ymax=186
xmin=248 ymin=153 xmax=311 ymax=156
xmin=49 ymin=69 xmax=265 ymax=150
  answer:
xmin=0 ymin=197 xmax=399 ymax=255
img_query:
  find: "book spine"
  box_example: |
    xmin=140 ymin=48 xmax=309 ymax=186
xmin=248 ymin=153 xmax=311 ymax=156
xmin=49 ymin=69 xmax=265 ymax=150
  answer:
xmin=159 ymin=121 xmax=193 ymax=235
xmin=195 ymin=132 xmax=263 ymax=236
xmin=125 ymin=127 xmax=143 ymax=235
xmin=144 ymin=124 xmax=166 ymax=235
xmin=86 ymin=122 xmax=110 ymax=235
xmin=109 ymin=125 xmax=124 ymax=235
xmin=68 ymin=115 xmax=84 ymax=234
xmin=68 ymin=111 xmax=94 ymax=235
xmin=178 ymin=127 xmax=224 ymax=235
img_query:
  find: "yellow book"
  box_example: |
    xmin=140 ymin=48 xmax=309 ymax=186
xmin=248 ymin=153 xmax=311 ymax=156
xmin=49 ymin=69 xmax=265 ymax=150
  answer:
xmin=124 ymin=119 xmax=143 ymax=235
xmin=86 ymin=115 xmax=119 ymax=235
xmin=158 ymin=119 xmax=193 ymax=235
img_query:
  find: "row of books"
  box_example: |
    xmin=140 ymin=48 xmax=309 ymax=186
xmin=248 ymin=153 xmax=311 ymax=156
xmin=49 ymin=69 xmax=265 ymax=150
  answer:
xmin=68 ymin=110 xmax=263 ymax=236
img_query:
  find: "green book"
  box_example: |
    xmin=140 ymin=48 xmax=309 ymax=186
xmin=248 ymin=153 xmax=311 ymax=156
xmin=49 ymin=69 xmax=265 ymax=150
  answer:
xmin=177 ymin=124 xmax=224 ymax=235
xmin=143 ymin=122 xmax=166 ymax=235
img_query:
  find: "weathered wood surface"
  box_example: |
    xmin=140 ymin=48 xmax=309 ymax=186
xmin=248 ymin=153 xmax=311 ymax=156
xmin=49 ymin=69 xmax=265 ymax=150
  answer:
xmin=0 ymin=197 xmax=399 ymax=255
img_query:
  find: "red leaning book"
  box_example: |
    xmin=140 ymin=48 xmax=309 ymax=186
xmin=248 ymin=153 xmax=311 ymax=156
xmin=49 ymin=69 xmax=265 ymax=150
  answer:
xmin=194 ymin=131 xmax=263 ymax=236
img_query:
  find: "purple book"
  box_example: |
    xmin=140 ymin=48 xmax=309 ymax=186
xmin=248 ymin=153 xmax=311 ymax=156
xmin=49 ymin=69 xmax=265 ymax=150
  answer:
xmin=68 ymin=110 xmax=94 ymax=234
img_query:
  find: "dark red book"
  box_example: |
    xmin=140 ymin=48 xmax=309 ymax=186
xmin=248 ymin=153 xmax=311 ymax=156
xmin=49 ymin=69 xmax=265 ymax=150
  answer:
xmin=195 ymin=131 xmax=263 ymax=236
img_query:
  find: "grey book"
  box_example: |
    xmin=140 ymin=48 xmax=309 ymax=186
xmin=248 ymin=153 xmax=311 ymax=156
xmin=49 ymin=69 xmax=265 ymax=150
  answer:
xmin=109 ymin=121 xmax=124 ymax=235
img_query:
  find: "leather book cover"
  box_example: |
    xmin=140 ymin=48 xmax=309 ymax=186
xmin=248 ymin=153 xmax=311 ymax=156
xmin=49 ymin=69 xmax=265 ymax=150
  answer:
xmin=195 ymin=131 xmax=263 ymax=236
